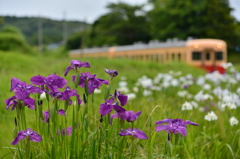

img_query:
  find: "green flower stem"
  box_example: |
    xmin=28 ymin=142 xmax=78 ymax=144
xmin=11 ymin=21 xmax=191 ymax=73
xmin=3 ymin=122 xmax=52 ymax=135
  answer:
xmin=130 ymin=122 xmax=135 ymax=159
xmin=25 ymin=138 xmax=31 ymax=158
xmin=131 ymin=136 xmax=135 ymax=159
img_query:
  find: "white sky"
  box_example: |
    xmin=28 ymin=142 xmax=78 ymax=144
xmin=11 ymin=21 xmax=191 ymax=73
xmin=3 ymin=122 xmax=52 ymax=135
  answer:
xmin=0 ymin=0 xmax=239 ymax=23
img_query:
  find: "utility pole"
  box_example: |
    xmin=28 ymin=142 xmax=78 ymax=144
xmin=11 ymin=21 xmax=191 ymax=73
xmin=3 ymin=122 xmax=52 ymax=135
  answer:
xmin=38 ymin=15 xmax=43 ymax=53
xmin=62 ymin=11 xmax=68 ymax=44
xmin=80 ymin=18 xmax=87 ymax=57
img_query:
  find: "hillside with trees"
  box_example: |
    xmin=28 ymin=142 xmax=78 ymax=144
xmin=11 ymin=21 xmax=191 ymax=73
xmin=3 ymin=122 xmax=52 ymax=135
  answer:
xmin=0 ymin=25 xmax=32 ymax=53
xmin=65 ymin=0 xmax=239 ymax=52
xmin=1 ymin=0 xmax=240 ymax=53
xmin=0 ymin=16 xmax=88 ymax=46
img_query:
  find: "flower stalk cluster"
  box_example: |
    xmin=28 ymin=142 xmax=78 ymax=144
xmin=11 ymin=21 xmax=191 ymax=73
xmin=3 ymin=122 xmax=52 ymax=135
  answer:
xmin=4 ymin=59 xmax=200 ymax=158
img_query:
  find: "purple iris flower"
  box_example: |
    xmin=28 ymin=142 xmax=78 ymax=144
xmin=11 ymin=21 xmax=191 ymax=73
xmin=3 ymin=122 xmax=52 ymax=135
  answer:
xmin=5 ymin=96 xmax=35 ymax=111
xmin=110 ymin=110 xmax=141 ymax=125
xmin=57 ymin=127 xmax=72 ymax=136
xmin=11 ymin=128 xmax=42 ymax=145
xmin=64 ymin=60 xmax=90 ymax=76
xmin=119 ymin=128 xmax=148 ymax=139
xmin=42 ymin=109 xmax=66 ymax=123
xmin=49 ymin=86 xmax=82 ymax=105
xmin=30 ymin=74 xmax=67 ymax=92
xmin=115 ymin=91 xmax=128 ymax=106
xmin=104 ymin=69 xmax=118 ymax=78
xmin=155 ymin=118 xmax=199 ymax=137
xmin=99 ymin=97 xmax=123 ymax=116
xmin=73 ymin=72 xmax=109 ymax=94
xmin=43 ymin=111 xmax=50 ymax=123
xmin=10 ymin=77 xmax=43 ymax=100
xmin=58 ymin=109 xmax=66 ymax=116
xmin=124 ymin=111 xmax=142 ymax=122
xmin=87 ymin=78 xmax=108 ymax=94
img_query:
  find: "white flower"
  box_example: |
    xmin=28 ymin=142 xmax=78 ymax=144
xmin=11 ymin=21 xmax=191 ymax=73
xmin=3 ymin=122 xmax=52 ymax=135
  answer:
xmin=196 ymin=77 xmax=205 ymax=85
xmin=220 ymin=62 xmax=233 ymax=69
xmin=117 ymin=87 xmax=129 ymax=93
xmin=186 ymin=74 xmax=193 ymax=79
xmin=136 ymin=76 xmax=153 ymax=88
xmin=235 ymin=73 xmax=240 ymax=81
xmin=171 ymin=79 xmax=179 ymax=86
xmin=162 ymin=81 xmax=170 ymax=88
xmin=182 ymin=101 xmax=193 ymax=111
xmin=190 ymin=101 xmax=198 ymax=108
xmin=194 ymin=91 xmax=213 ymax=101
xmin=40 ymin=92 xmax=46 ymax=99
xmin=221 ymin=103 xmax=237 ymax=110
xmin=237 ymin=87 xmax=240 ymax=94
xmin=228 ymin=77 xmax=237 ymax=84
xmin=186 ymin=94 xmax=193 ymax=99
xmin=229 ymin=117 xmax=239 ymax=126
xmin=94 ymin=89 xmax=101 ymax=94
xmin=132 ymin=87 xmax=139 ymax=92
xmin=204 ymin=111 xmax=218 ymax=121
xmin=118 ymin=81 xmax=128 ymax=87
xmin=126 ymin=93 xmax=136 ymax=100
xmin=120 ymin=76 xmax=127 ymax=80
xmin=150 ymin=86 xmax=161 ymax=91
xmin=177 ymin=90 xmax=188 ymax=97
xmin=229 ymin=67 xmax=236 ymax=73
xmin=203 ymin=83 xmax=211 ymax=90
xmin=143 ymin=89 xmax=152 ymax=96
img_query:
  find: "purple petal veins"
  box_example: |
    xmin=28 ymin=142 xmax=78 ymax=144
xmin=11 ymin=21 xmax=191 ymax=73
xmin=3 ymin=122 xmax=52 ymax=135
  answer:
xmin=11 ymin=128 xmax=42 ymax=145
xmin=119 ymin=128 xmax=148 ymax=139
xmin=155 ymin=118 xmax=199 ymax=137
xmin=64 ymin=60 xmax=90 ymax=76
xmin=104 ymin=69 xmax=118 ymax=78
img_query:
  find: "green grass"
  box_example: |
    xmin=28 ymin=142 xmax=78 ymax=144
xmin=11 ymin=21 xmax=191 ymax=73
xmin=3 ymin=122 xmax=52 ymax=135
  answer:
xmin=0 ymin=50 xmax=240 ymax=158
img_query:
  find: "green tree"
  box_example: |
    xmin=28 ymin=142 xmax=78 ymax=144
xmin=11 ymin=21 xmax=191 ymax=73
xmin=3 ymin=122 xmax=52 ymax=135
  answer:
xmin=0 ymin=16 xmax=87 ymax=46
xmin=0 ymin=25 xmax=32 ymax=53
xmin=65 ymin=31 xmax=82 ymax=50
xmin=0 ymin=17 xmax=3 ymax=24
xmin=88 ymin=2 xmax=151 ymax=46
xmin=149 ymin=0 xmax=237 ymax=44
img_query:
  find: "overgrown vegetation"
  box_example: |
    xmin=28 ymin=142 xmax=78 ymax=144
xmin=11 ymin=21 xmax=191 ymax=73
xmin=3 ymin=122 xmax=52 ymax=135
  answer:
xmin=0 ymin=25 xmax=32 ymax=53
xmin=0 ymin=16 xmax=88 ymax=46
xmin=0 ymin=51 xmax=240 ymax=158
xmin=1 ymin=0 xmax=240 ymax=53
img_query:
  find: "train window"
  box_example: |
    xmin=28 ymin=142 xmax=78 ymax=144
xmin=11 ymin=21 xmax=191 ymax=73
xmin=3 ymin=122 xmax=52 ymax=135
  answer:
xmin=215 ymin=52 xmax=223 ymax=60
xmin=192 ymin=52 xmax=202 ymax=60
xmin=206 ymin=53 xmax=210 ymax=60
xmin=178 ymin=53 xmax=181 ymax=61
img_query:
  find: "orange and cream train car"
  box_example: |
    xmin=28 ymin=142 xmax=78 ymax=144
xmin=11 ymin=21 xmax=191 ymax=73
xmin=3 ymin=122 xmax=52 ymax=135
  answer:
xmin=69 ymin=38 xmax=227 ymax=73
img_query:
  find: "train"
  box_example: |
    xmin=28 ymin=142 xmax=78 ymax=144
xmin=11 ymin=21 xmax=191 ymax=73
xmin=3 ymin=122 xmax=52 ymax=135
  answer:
xmin=69 ymin=38 xmax=227 ymax=73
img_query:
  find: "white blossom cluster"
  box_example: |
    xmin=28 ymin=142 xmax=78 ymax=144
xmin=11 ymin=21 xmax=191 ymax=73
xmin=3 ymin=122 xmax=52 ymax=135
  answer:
xmin=105 ymin=63 xmax=239 ymax=127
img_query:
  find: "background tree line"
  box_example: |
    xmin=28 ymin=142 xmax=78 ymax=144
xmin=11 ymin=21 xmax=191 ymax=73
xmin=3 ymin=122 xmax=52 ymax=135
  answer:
xmin=67 ymin=0 xmax=240 ymax=52
xmin=0 ymin=16 xmax=88 ymax=46
xmin=0 ymin=0 xmax=240 ymax=53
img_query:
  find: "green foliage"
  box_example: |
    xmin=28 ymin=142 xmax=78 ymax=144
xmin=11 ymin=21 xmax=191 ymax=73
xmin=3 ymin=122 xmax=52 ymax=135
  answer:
xmin=149 ymin=0 xmax=237 ymax=45
xmin=65 ymin=31 xmax=82 ymax=50
xmin=0 ymin=17 xmax=3 ymax=24
xmin=1 ymin=51 xmax=240 ymax=158
xmin=0 ymin=25 xmax=32 ymax=53
xmin=87 ymin=2 xmax=151 ymax=47
xmin=0 ymin=16 xmax=88 ymax=46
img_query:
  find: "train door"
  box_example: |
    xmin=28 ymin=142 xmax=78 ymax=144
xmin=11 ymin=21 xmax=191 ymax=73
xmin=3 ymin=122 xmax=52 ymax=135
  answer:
xmin=202 ymin=49 xmax=215 ymax=72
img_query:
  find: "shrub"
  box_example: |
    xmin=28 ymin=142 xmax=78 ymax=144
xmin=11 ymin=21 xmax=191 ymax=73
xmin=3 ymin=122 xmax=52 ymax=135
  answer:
xmin=0 ymin=25 xmax=32 ymax=53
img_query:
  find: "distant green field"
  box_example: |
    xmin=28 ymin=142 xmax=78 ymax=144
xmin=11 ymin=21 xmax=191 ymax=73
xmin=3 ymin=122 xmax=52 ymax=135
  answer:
xmin=0 ymin=51 xmax=239 ymax=158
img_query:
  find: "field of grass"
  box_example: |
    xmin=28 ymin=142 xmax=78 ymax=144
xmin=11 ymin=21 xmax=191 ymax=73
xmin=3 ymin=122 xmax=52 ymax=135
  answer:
xmin=0 ymin=50 xmax=240 ymax=158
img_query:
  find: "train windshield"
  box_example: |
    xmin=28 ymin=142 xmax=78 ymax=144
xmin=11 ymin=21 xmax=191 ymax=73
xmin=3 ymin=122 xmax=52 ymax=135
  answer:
xmin=215 ymin=52 xmax=223 ymax=60
xmin=192 ymin=52 xmax=201 ymax=60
